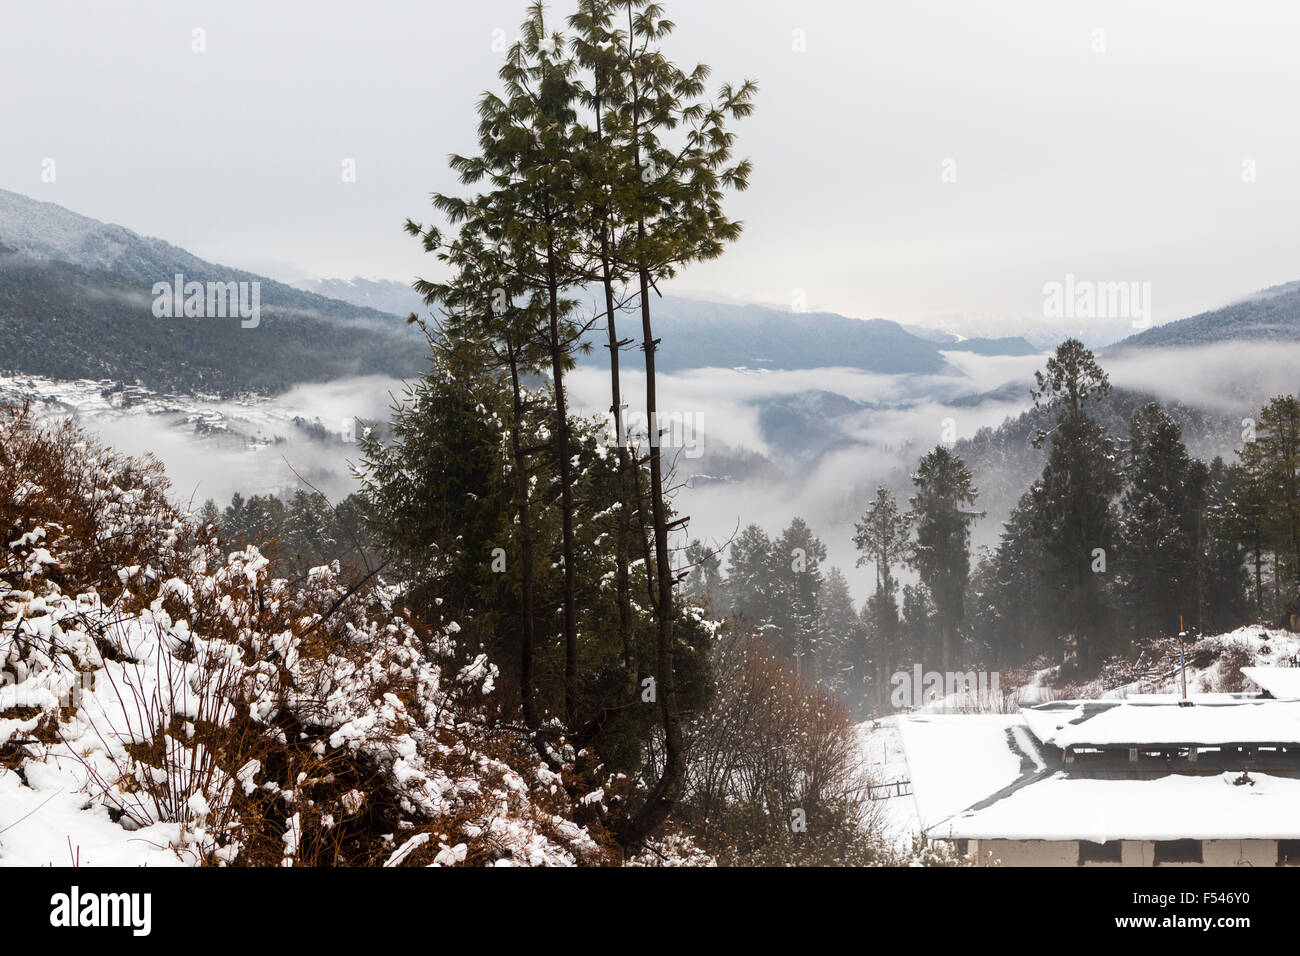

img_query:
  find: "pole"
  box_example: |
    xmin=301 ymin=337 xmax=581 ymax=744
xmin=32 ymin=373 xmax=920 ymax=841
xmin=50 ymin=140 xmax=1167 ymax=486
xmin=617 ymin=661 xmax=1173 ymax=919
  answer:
xmin=1179 ymin=615 xmax=1187 ymax=700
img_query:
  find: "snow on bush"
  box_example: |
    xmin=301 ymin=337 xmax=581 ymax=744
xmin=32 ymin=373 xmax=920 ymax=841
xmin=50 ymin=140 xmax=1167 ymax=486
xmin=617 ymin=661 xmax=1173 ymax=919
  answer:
xmin=0 ymin=405 xmax=627 ymax=866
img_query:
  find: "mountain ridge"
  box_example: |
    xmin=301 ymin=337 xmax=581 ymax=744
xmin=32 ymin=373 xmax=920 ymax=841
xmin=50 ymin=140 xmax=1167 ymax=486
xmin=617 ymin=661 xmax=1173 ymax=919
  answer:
xmin=1111 ymin=278 xmax=1300 ymax=351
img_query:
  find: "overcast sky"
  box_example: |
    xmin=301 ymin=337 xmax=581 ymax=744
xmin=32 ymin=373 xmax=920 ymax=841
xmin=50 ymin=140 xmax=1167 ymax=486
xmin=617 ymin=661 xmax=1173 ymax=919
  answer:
xmin=5 ymin=0 xmax=1300 ymax=328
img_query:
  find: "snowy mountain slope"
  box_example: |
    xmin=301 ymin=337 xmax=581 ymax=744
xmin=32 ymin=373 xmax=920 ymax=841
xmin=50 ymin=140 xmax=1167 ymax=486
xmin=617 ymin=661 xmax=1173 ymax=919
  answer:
xmin=0 ymin=190 xmax=404 ymax=330
xmin=0 ymin=189 xmax=205 ymax=283
xmin=296 ymin=276 xmax=427 ymax=319
xmin=0 ymin=191 xmax=423 ymax=394
xmin=1112 ymin=278 xmax=1300 ymax=350
xmin=0 ymin=247 xmax=423 ymax=395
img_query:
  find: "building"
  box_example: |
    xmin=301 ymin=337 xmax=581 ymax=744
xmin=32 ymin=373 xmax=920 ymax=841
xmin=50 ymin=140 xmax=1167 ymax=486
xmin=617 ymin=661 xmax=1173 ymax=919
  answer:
xmin=901 ymin=668 xmax=1300 ymax=866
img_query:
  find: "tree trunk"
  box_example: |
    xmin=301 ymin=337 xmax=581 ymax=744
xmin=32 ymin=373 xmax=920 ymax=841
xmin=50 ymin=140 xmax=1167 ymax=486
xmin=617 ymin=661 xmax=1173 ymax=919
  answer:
xmin=593 ymin=81 xmax=637 ymax=684
xmin=506 ymin=339 xmax=539 ymax=729
xmin=625 ymin=255 xmax=684 ymax=845
xmin=546 ymin=242 xmax=579 ymax=727
xmin=599 ymin=227 xmax=636 ymax=680
xmin=1254 ymin=528 xmax=1264 ymax=621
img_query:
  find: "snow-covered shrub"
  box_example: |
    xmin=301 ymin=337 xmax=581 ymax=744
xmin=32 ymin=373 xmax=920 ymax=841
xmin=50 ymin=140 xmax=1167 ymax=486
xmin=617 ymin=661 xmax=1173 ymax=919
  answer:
xmin=625 ymin=831 xmax=716 ymax=867
xmin=896 ymin=833 xmax=981 ymax=867
xmin=0 ymin=405 xmax=612 ymax=866
xmin=1209 ymin=639 xmax=1255 ymax=693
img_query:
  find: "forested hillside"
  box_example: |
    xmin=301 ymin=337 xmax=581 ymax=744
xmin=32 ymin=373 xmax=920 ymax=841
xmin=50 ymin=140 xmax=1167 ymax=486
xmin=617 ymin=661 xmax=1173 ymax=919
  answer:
xmin=693 ymin=338 xmax=1300 ymax=717
xmin=1114 ymin=279 xmax=1300 ymax=349
xmin=576 ymin=295 xmax=1035 ymax=372
xmin=0 ymin=244 xmax=424 ymax=394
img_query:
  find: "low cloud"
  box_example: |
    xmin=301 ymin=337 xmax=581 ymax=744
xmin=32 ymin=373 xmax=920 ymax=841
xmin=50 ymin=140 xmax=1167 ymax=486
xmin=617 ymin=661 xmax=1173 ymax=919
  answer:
xmin=28 ymin=340 xmax=1300 ymax=603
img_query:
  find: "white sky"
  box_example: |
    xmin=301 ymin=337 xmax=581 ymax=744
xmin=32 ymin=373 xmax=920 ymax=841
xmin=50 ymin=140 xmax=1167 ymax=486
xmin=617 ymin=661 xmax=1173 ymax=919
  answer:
xmin=4 ymin=0 xmax=1300 ymax=327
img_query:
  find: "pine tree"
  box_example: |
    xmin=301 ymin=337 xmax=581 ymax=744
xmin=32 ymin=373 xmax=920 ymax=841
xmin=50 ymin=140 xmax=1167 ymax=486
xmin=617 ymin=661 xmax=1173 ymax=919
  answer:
xmin=1204 ymin=457 xmax=1250 ymax=632
xmin=406 ymin=188 xmax=557 ymax=727
xmin=433 ymin=2 xmax=595 ymax=723
xmin=972 ymin=491 xmax=1051 ymax=665
xmin=1241 ymin=396 xmax=1300 ymax=618
xmin=900 ymin=583 xmax=937 ymax=688
xmin=853 ymin=486 xmax=909 ymax=710
xmin=223 ymin=491 xmax=246 ymax=532
xmin=568 ymin=0 xmax=643 ymax=704
xmin=726 ymin=523 xmax=776 ymax=634
xmin=1233 ymin=444 xmax=1271 ymax=620
xmin=600 ymin=0 xmax=756 ymax=845
xmin=817 ymin=567 xmax=865 ymax=707
xmin=907 ymin=446 xmax=980 ymax=673
xmin=681 ymin=538 xmax=723 ymax=605
xmin=392 ymin=0 xmax=755 ymax=849
xmin=1028 ymin=339 xmax=1120 ymax=671
xmin=1118 ymin=402 xmax=1201 ymax=637
xmin=195 ymin=499 xmax=220 ymax=532
xmin=771 ymin=517 xmax=827 ymax=679
xmin=354 ymin=341 xmax=513 ymax=631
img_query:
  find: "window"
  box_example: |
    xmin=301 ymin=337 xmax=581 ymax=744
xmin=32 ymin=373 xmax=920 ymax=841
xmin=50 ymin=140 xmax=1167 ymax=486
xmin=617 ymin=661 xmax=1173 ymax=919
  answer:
xmin=1079 ymin=840 xmax=1123 ymax=864
xmin=1278 ymin=840 xmax=1300 ymax=866
xmin=1153 ymin=840 xmax=1202 ymax=865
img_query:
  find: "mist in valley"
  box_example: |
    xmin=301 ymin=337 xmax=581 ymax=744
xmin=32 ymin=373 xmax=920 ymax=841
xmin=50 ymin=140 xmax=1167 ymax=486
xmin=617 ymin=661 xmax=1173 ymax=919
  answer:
xmin=37 ymin=338 xmax=1300 ymax=604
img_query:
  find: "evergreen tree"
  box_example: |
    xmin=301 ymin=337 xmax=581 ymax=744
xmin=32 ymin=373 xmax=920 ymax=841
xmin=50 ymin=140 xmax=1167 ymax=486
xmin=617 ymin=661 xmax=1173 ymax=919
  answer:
xmin=1204 ymin=457 xmax=1250 ymax=632
xmin=391 ymin=0 xmax=755 ymax=849
xmin=597 ymin=0 xmax=756 ymax=845
xmin=970 ymin=491 xmax=1051 ymax=665
xmin=853 ymin=486 xmax=909 ymax=710
xmin=223 ymin=491 xmax=246 ymax=531
xmin=355 ymin=341 xmax=513 ymax=632
xmin=421 ymin=2 xmax=595 ymax=723
xmin=681 ymin=538 xmax=724 ymax=605
xmin=771 ymin=517 xmax=827 ymax=679
xmin=1118 ymin=402 xmax=1201 ymax=637
xmin=1241 ymin=396 xmax=1300 ymax=618
xmin=899 ymin=583 xmax=937 ymax=687
xmin=1233 ymin=444 xmax=1271 ymax=620
xmin=817 ymin=567 xmax=865 ymax=708
xmin=569 ymin=0 xmax=642 ymax=699
xmin=907 ymin=446 xmax=979 ymax=672
xmin=406 ymin=189 xmax=556 ymax=727
xmin=1028 ymin=339 xmax=1121 ymax=671
xmin=726 ymin=523 xmax=776 ymax=635
xmin=195 ymin=499 xmax=220 ymax=532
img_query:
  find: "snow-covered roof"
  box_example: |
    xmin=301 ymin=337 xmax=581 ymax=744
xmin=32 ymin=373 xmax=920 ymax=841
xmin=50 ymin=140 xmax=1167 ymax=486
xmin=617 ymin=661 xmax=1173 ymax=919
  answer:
xmin=1242 ymin=666 xmax=1300 ymax=700
xmin=931 ymin=771 xmax=1300 ymax=842
xmin=896 ymin=714 xmax=1046 ymax=830
xmin=902 ymin=699 xmax=1300 ymax=842
xmin=1031 ymin=699 xmax=1300 ymax=749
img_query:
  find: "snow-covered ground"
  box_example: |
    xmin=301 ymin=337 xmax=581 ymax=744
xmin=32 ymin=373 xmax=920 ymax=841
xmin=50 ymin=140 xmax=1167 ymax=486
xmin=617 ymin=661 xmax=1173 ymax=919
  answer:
xmin=0 ymin=762 xmax=187 ymax=868
xmin=855 ymin=717 xmax=919 ymax=851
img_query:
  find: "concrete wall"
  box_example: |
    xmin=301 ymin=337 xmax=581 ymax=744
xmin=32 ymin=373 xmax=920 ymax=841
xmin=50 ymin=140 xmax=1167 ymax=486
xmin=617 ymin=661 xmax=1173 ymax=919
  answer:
xmin=966 ymin=838 xmax=1281 ymax=867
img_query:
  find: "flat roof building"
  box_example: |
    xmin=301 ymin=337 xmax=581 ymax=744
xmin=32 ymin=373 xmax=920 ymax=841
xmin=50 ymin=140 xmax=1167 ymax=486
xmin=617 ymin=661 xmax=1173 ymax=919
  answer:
xmin=904 ymin=670 xmax=1300 ymax=866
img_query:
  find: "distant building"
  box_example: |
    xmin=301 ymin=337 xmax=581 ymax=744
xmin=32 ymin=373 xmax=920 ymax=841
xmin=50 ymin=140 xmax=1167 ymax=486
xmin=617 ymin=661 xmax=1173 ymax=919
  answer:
xmin=903 ymin=668 xmax=1300 ymax=866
